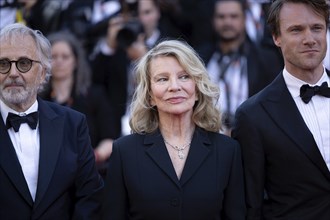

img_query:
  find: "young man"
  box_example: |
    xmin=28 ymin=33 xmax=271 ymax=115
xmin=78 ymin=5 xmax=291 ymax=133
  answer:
xmin=232 ymin=0 xmax=330 ymax=219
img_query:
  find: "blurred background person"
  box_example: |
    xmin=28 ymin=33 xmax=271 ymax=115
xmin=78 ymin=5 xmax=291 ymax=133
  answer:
xmin=176 ymin=0 xmax=215 ymax=48
xmin=12 ymin=0 xmax=71 ymax=36
xmin=200 ymin=0 xmax=283 ymax=135
xmin=91 ymin=14 xmax=146 ymax=138
xmin=101 ymin=39 xmax=245 ymax=220
xmin=138 ymin=0 xmax=163 ymax=49
xmin=39 ymin=31 xmax=115 ymax=178
xmin=245 ymin=0 xmax=273 ymax=45
xmin=0 ymin=0 xmax=18 ymax=30
xmin=62 ymin=0 xmax=121 ymax=55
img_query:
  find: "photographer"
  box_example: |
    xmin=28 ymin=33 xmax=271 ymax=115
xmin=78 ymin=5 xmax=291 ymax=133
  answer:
xmin=91 ymin=14 xmax=147 ymax=138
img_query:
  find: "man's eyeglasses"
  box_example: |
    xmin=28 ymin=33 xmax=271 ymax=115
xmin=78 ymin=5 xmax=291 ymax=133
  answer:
xmin=0 ymin=58 xmax=41 ymax=74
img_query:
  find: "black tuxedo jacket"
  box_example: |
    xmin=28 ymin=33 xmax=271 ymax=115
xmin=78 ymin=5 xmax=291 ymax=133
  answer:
xmin=0 ymin=98 xmax=103 ymax=220
xmin=232 ymin=72 xmax=330 ymax=220
xmin=101 ymin=127 xmax=245 ymax=220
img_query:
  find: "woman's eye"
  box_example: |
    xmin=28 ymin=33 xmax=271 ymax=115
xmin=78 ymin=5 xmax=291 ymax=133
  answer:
xmin=180 ymin=75 xmax=190 ymax=80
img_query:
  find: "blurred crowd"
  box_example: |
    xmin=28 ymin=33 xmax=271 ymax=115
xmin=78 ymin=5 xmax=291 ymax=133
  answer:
xmin=0 ymin=0 xmax=329 ymax=157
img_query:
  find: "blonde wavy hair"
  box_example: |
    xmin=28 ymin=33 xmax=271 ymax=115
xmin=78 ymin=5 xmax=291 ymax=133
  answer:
xmin=129 ymin=39 xmax=222 ymax=134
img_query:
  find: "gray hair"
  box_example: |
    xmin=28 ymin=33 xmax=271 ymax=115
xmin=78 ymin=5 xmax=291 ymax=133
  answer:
xmin=0 ymin=23 xmax=52 ymax=88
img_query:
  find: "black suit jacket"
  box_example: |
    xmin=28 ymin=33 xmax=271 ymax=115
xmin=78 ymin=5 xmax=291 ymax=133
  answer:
xmin=0 ymin=98 xmax=103 ymax=220
xmin=232 ymin=72 xmax=330 ymax=220
xmin=101 ymin=127 xmax=245 ymax=220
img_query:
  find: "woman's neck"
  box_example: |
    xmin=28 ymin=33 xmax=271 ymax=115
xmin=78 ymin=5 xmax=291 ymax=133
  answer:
xmin=51 ymin=77 xmax=74 ymax=104
xmin=159 ymin=114 xmax=195 ymax=143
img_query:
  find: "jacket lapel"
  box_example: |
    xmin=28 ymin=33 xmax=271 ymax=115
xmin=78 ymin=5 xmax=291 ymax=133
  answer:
xmin=144 ymin=128 xmax=211 ymax=188
xmin=0 ymin=112 xmax=34 ymax=206
xmin=144 ymin=131 xmax=181 ymax=188
xmin=180 ymin=128 xmax=210 ymax=186
xmin=261 ymin=74 xmax=330 ymax=179
xmin=33 ymin=99 xmax=64 ymax=208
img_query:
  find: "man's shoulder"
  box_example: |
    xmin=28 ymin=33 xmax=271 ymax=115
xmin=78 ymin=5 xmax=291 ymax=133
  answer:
xmin=238 ymin=78 xmax=278 ymax=111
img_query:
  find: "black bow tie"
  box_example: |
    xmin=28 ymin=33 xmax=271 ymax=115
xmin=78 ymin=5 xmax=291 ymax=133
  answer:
xmin=300 ymin=82 xmax=330 ymax=104
xmin=6 ymin=112 xmax=39 ymax=132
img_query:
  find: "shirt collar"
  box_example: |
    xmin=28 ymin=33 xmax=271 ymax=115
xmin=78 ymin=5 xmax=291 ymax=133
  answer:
xmin=0 ymin=99 xmax=38 ymax=123
xmin=283 ymin=67 xmax=330 ymax=98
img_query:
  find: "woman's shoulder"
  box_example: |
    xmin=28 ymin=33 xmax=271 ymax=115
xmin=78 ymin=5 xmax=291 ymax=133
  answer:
xmin=114 ymin=133 xmax=146 ymax=147
xmin=199 ymin=128 xmax=240 ymax=151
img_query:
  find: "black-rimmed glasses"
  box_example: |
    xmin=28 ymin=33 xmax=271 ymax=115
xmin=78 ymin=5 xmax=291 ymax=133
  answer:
xmin=0 ymin=58 xmax=41 ymax=74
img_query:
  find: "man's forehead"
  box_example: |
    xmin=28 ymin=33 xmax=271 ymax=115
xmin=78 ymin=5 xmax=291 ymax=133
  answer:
xmin=0 ymin=35 xmax=37 ymax=58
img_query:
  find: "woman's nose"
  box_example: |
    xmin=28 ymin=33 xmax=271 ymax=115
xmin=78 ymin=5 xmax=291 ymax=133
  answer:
xmin=168 ymin=78 xmax=181 ymax=91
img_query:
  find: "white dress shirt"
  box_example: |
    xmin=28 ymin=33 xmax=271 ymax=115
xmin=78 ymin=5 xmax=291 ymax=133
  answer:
xmin=0 ymin=99 xmax=40 ymax=201
xmin=207 ymin=52 xmax=248 ymax=122
xmin=283 ymin=68 xmax=330 ymax=170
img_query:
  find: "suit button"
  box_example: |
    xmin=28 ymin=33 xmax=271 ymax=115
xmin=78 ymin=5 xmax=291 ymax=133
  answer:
xmin=170 ymin=198 xmax=179 ymax=207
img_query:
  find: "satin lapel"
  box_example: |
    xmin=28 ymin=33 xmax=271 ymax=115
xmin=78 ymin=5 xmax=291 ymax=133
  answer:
xmin=34 ymin=99 xmax=64 ymax=207
xmin=145 ymin=131 xmax=181 ymax=188
xmin=180 ymin=128 xmax=210 ymax=186
xmin=261 ymin=75 xmax=330 ymax=179
xmin=0 ymin=113 xmax=33 ymax=206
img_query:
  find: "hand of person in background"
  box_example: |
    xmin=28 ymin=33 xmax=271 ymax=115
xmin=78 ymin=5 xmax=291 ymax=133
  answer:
xmin=94 ymin=138 xmax=113 ymax=163
xmin=106 ymin=15 xmax=125 ymax=50
xmin=126 ymin=33 xmax=148 ymax=61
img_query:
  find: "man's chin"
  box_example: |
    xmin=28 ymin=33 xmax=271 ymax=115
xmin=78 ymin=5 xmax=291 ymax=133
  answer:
xmin=2 ymin=91 xmax=28 ymax=105
xmin=219 ymin=35 xmax=239 ymax=43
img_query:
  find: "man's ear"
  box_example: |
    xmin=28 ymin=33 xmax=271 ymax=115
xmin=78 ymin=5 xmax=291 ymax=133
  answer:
xmin=273 ymin=34 xmax=281 ymax=48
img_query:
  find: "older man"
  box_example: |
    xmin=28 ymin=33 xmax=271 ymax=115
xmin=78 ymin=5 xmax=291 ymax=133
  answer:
xmin=0 ymin=23 xmax=103 ymax=220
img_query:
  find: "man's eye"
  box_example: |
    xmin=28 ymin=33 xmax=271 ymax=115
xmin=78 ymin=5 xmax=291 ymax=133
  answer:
xmin=312 ymin=26 xmax=323 ymax=32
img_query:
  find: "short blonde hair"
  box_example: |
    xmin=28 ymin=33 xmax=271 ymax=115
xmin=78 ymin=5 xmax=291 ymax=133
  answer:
xmin=129 ymin=39 xmax=221 ymax=134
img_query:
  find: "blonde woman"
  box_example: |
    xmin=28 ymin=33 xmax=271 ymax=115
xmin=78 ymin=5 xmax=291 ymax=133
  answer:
xmin=102 ymin=39 xmax=245 ymax=220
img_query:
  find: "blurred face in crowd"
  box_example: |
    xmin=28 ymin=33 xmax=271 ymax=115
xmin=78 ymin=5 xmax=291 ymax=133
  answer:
xmin=138 ymin=0 xmax=160 ymax=35
xmin=213 ymin=1 xmax=246 ymax=42
xmin=273 ymin=3 xmax=327 ymax=76
xmin=149 ymin=56 xmax=197 ymax=118
xmin=51 ymin=41 xmax=76 ymax=80
xmin=0 ymin=35 xmax=45 ymax=111
xmin=18 ymin=0 xmax=38 ymax=9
